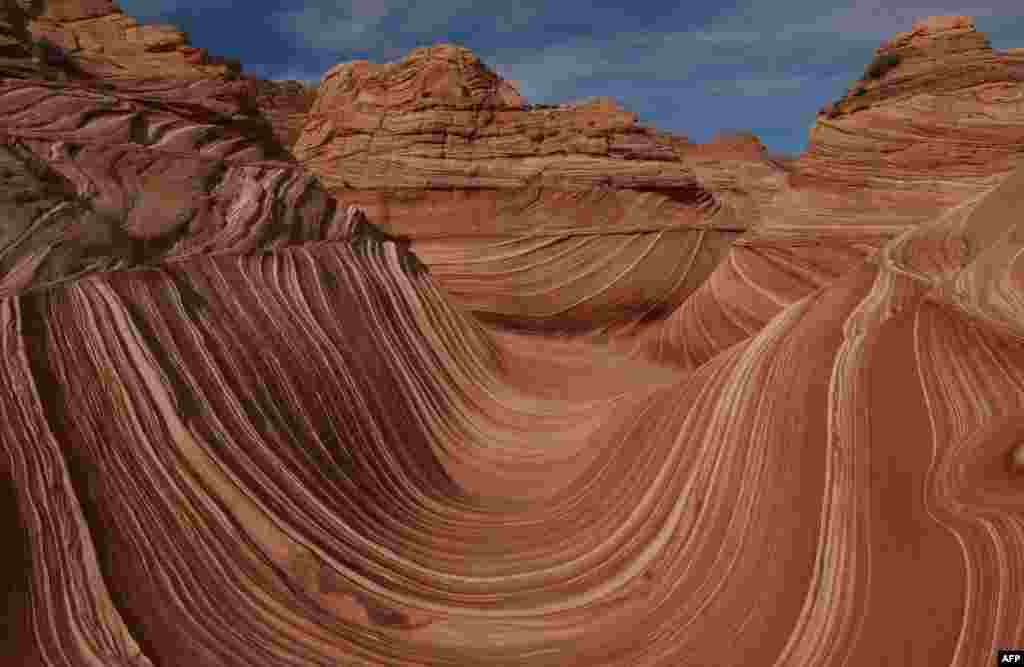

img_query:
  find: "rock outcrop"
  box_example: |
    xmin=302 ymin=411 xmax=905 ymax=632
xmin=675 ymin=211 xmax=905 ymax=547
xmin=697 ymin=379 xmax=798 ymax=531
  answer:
xmin=677 ymin=131 xmax=789 ymax=231
xmin=629 ymin=14 xmax=1024 ymax=368
xmin=296 ymin=44 xmax=753 ymax=330
xmin=3 ymin=7 xmax=1024 ymax=667
xmin=793 ymin=15 xmax=1024 ymax=229
xmin=27 ymin=1 xmax=237 ymax=84
xmin=19 ymin=1 xmax=310 ymax=161
xmin=296 ymin=45 xmax=719 ymax=232
xmin=0 ymin=78 xmax=360 ymax=296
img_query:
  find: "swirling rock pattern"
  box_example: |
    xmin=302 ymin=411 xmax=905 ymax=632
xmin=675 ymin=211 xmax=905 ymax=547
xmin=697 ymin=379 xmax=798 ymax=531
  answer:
xmin=19 ymin=0 xmax=308 ymax=160
xmin=627 ymin=16 xmax=1024 ymax=366
xmin=0 ymin=74 xmax=366 ymax=296
xmin=294 ymin=43 xmax=753 ymax=330
xmin=792 ymin=15 xmax=1024 ymax=230
xmin=2 ymin=7 xmax=1024 ymax=667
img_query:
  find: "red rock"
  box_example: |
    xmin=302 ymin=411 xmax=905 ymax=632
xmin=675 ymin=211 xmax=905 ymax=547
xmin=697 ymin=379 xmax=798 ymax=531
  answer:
xmin=296 ymin=43 xmax=739 ymax=330
xmin=26 ymin=2 xmax=238 ymax=88
xmin=1 ymin=8 xmax=1024 ymax=667
xmin=782 ymin=15 xmax=1024 ymax=232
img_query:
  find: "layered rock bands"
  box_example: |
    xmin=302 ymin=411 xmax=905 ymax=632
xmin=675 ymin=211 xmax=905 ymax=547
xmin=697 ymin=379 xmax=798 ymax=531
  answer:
xmin=2 ymin=5 xmax=1024 ymax=667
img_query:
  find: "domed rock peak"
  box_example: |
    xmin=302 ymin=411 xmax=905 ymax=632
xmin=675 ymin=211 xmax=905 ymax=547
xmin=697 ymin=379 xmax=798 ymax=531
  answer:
xmin=295 ymin=43 xmax=738 ymax=330
xmin=315 ymin=43 xmax=525 ymax=113
xmin=791 ymin=15 xmax=1024 ymax=228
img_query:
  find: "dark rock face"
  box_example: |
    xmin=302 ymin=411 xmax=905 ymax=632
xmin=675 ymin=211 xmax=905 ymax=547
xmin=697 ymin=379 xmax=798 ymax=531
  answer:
xmin=251 ymin=77 xmax=317 ymax=151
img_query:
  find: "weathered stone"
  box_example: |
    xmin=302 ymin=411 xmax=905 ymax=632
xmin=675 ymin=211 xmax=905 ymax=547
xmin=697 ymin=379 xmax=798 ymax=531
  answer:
xmin=2 ymin=8 xmax=1024 ymax=667
xmin=786 ymin=15 xmax=1024 ymax=229
xmin=294 ymin=44 xmax=746 ymax=329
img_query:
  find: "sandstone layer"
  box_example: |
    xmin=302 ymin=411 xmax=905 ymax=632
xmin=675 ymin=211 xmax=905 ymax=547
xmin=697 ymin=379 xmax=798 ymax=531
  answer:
xmin=627 ymin=15 xmax=1024 ymax=366
xmin=2 ymin=6 xmax=1024 ymax=667
xmin=0 ymin=74 xmax=366 ymax=296
xmin=22 ymin=0 xmax=312 ymax=160
xmin=27 ymin=0 xmax=239 ymax=85
xmin=792 ymin=15 xmax=1024 ymax=229
xmin=295 ymin=44 xmax=751 ymax=330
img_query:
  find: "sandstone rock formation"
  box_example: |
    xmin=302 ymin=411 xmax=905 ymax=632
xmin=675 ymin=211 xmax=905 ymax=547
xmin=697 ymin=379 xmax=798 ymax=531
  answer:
xmin=0 ymin=73 xmax=367 ymax=296
xmin=21 ymin=0 xmax=310 ymax=160
xmin=27 ymin=0 xmax=235 ymax=84
xmin=677 ymin=130 xmax=789 ymax=232
xmin=3 ymin=6 xmax=1024 ymax=667
xmin=295 ymin=43 xmax=761 ymax=330
xmin=795 ymin=15 xmax=1024 ymax=229
xmin=627 ymin=14 xmax=1024 ymax=367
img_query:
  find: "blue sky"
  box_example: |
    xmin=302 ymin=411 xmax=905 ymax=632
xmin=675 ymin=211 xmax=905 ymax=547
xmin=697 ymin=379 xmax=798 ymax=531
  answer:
xmin=121 ymin=1 xmax=1023 ymax=156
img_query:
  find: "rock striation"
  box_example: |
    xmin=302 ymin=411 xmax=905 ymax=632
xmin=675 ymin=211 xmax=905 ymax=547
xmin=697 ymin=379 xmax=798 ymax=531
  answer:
xmin=296 ymin=45 xmax=719 ymax=231
xmin=27 ymin=0 xmax=237 ymax=84
xmin=629 ymin=14 xmax=1024 ymax=368
xmin=296 ymin=44 xmax=752 ymax=330
xmin=2 ymin=7 xmax=1024 ymax=667
xmin=792 ymin=15 xmax=1024 ymax=229
xmin=0 ymin=80 xmax=360 ymax=295
xmin=20 ymin=0 xmax=309 ymax=161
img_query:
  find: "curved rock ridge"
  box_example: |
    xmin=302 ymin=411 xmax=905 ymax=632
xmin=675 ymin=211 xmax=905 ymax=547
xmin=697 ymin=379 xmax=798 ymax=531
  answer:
xmin=0 ymin=77 xmax=374 ymax=295
xmin=15 ymin=0 xmax=302 ymax=161
xmin=677 ymin=131 xmax=790 ymax=231
xmin=27 ymin=1 xmax=238 ymax=84
xmin=599 ymin=16 xmax=1024 ymax=365
xmin=6 ymin=167 xmax=1024 ymax=664
xmin=296 ymin=43 xmax=755 ymax=330
xmin=627 ymin=14 xmax=1024 ymax=366
xmin=791 ymin=15 xmax=1024 ymax=230
xmin=3 ymin=8 xmax=1024 ymax=667
xmin=297 ymin=43 xmax=715 ymax=221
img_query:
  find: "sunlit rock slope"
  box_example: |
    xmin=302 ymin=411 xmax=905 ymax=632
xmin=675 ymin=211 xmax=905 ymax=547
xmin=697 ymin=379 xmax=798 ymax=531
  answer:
xmin=2 ymin=5 xmax=1024 ymax=667
xmin=294 ymin=43 xmax=749 ymax=331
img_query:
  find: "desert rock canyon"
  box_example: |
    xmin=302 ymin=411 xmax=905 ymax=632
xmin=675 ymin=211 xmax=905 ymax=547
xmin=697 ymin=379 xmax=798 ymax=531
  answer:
xmin=2 ymin=2 xmax=1024 ymax=665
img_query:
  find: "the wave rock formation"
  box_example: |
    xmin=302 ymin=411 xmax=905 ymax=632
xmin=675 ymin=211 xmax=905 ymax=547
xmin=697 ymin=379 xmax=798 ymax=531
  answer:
xmin=2 ymin=4 xmax=1024 ymax=666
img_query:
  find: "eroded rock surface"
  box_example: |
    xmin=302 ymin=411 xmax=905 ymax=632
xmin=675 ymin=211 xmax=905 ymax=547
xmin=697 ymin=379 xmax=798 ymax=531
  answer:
xmin=629 ymin=15 xmax=1024 ymax=367
xmin=27 ymin=0 xmax=237 ymax=84
xmin=0 ymin=79 xmax=365 ymax=296
xmin=296 ymin=43 xmax=752 ymax=330
xmin=296 ymin=45 xmax=718 ymax=230
xmin=793 ymin=15 xmax=1024 ymax=229
xmin=21 ymin=1 xmax=303 ymax=159
xmin=2 ymin=8 xmax=1024 ymax=667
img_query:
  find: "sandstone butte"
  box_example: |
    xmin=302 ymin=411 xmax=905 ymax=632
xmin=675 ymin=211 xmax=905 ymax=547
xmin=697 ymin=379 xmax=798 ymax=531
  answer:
xmin=3 ymin=1 xmax=1024 ymax=665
